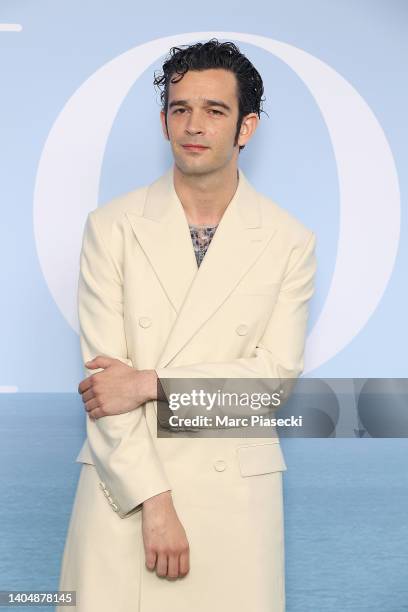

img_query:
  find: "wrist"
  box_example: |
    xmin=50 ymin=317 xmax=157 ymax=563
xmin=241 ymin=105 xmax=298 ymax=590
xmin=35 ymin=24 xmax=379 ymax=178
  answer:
xmin=139 ymin=369 xmax=159 ymax=402
xmin=143 ymin=490 xmax=172 ymax=509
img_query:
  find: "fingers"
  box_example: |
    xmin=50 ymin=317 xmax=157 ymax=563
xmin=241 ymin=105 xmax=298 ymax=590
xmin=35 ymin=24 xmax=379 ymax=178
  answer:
xmin=78 ymin=357 xmax=110 ymax=394
xmin=78 ymin=377 xmax=94 ymax=394
xmin=167 ymin=555 xmax=180 ymax=580
xmin=85 ymin=356 xmax=114 ymax=369
xmin=83 ymin=398 xmax=99 ymax=413
xmin=81 ymin=389 xmax=95 ymax=404
xmin=179 ymin=549 xmax=190 ymax=577
xmin=145 ymin=549 xmax=157 ymax=572
xmin=83 ymin=398 xmax=104 ymax=420
xmin=145 ymin=551 xmax=188 ymax=579
xmin=156 ymin=553 xmax=168 ymax=578
xmin=79 ymin=386 xmax=102 ymax=419
xmin=146 ymin=552 xmax=190 ymax=580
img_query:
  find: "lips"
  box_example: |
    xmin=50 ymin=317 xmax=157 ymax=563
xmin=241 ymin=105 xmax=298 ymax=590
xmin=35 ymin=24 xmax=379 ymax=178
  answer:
xmin=182 ymin=144 xmax=208 ymax=150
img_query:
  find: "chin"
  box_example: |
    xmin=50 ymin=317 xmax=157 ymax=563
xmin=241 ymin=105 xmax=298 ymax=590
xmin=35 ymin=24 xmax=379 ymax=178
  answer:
xmin=176 ymin=155 xmax=229 ymax=177
xmin=175 ymin=159 xmax=214 ymax=177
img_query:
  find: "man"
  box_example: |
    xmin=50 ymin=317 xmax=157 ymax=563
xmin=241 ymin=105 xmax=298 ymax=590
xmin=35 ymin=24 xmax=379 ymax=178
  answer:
xmin=58 ymin=39 xmax=317 ymax=611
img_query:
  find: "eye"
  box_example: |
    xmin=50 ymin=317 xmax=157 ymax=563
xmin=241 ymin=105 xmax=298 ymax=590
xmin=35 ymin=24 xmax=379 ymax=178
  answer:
xmin=173 ymin=108 xmax=187 ymax=114
xmin=209 ymin=109 xmax=223 ymax=115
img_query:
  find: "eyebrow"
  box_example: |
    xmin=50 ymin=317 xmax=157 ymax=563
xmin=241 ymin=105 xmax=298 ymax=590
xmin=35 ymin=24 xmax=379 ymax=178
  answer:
xmin=168 ymin=98 xmax=232 ymax=112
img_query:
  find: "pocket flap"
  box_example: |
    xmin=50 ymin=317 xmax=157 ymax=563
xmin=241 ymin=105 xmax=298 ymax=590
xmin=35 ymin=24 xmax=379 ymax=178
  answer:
xmin=237 ymin=442 xmax=287 ymax=477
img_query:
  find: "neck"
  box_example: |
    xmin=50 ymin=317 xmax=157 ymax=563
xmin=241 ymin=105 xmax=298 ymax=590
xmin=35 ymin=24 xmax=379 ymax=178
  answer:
xmin=173 ymin=163 xmax=239 ymax=226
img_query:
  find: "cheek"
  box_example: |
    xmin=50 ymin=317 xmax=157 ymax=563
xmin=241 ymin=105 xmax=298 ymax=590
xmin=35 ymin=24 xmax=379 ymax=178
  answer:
xmin=167 ymin=120 xmax=179 ymax=136
xmin=209 ymin=125 xmax=236 ymax=147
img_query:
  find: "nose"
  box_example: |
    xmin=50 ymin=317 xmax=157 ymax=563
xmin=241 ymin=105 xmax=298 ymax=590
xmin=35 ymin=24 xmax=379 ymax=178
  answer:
xmin=185 ymin=110 xmax=204 ymax=135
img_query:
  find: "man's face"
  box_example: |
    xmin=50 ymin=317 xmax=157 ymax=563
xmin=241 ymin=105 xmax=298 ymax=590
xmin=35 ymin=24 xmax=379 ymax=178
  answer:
xmin=160 ymin=68 xmax=243 ymax=176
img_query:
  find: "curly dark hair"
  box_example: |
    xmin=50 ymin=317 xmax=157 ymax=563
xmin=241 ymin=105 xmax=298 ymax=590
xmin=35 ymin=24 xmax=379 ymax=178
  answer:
xmin=153 ymin=38 xmax=266 ymax=152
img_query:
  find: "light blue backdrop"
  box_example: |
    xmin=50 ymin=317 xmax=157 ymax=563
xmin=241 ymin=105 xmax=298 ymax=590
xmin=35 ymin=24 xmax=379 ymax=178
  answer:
xmin=0 ymin=1 xmax=407 ymax=611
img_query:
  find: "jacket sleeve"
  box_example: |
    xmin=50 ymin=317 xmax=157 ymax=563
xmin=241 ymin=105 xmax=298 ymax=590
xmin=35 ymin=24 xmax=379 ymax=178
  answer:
xmin=155 ymin=231 xmax=317 ymax=418
xmin=78 ymin=211 xmax=171 ymax=519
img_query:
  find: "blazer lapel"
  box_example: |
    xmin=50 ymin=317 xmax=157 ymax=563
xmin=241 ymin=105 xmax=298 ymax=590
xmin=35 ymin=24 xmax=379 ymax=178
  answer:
xmin=126 ymin=165 xmax=277 ymax=369
xmin=125 ymin=167 xmax=198 ymax=314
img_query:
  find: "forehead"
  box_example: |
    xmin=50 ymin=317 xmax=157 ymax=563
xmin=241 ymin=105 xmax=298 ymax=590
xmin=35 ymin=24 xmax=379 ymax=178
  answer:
xmin=168 ymin=68 xmax=238 ymax=104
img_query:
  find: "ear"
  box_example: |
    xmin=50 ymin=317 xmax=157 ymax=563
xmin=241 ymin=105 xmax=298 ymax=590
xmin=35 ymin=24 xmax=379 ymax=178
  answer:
xmin=237 ymin=113 xmax=259 ymax=148
xmin=160 ymin=110 xmax=170 ymax=141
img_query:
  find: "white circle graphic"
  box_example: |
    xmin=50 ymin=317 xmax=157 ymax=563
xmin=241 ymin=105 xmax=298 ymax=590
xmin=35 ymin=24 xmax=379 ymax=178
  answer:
xmin=33 ymin=32 xmax=400 ymax=373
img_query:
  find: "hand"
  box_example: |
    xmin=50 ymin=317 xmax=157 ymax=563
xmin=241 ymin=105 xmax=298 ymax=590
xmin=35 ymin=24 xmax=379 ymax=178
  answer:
xmin=142 ymin=491 xmax=190 ymax=579
xmin=78 ymin=356 xmax=157 ymax=420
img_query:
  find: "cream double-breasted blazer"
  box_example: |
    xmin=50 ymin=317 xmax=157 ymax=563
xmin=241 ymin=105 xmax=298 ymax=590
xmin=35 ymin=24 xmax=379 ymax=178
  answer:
xmin=58 ymin=165 xmax=317 ymax=612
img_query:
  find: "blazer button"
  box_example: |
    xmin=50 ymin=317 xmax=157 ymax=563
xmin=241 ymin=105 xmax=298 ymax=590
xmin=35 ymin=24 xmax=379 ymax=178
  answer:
xmin=138 ymin=316 xmax=152 ymax=328
xmin=214 ymin=459 xmax=227 ymax=472
xmin=236 ymin=324 xmax=249 ymax=336
xmin=111 ymin=503 xmax=119 ymax=512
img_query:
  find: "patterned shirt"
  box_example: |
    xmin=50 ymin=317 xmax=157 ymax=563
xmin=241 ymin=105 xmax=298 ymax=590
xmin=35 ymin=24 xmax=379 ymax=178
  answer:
xmin=189 ymin=223 xmax=218 ymax=267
